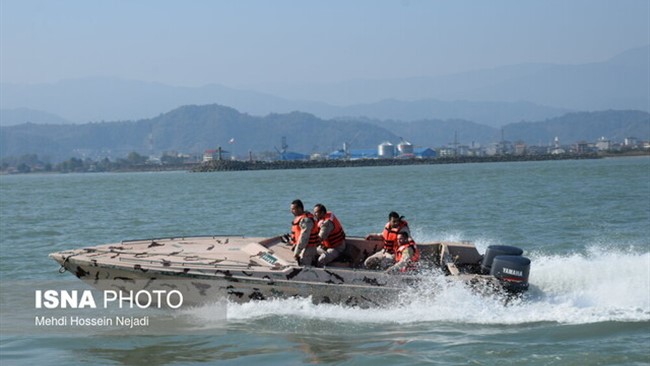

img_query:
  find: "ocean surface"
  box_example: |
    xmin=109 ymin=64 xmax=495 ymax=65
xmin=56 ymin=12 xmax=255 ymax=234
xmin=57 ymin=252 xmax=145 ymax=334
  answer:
xmin=1 ymin=157 xmax=649 ymax=365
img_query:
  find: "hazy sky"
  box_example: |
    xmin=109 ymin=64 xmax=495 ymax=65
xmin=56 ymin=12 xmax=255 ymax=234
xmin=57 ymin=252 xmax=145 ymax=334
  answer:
xmin=1 ymin=0 xmax=648 ymax=88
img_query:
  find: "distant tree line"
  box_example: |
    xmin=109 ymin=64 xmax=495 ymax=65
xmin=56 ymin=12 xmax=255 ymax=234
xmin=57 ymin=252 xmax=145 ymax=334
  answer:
xmin=1 ymin=152 xmax=194 ymax=174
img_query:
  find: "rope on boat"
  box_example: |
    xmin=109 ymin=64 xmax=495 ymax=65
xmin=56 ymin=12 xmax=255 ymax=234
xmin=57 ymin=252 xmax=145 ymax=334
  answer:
xmin=58 ymin=260 xmax=67 ymax=273
xmin=58 ymin=252 xmax=82 ymax=273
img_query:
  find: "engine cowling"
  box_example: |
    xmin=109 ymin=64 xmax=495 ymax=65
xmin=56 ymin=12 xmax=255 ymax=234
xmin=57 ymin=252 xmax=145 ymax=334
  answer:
xmin=490 ymin=255 xmax=530 ymax=293
xmin=481 ymin=245 xmax=524 ymax=274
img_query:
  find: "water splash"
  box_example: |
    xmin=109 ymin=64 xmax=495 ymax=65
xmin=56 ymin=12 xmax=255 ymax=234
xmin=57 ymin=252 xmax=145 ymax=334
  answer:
xmin=182 ymin=244 xmax=650 ymax=328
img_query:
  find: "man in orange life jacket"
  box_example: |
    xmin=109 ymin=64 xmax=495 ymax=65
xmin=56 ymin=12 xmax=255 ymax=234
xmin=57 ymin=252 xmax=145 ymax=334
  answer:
xmin=364 ymin=211 xmax=411 ymax=270
xmin=386 ymin=231 xmax=420 ymax=273
xmin=313 ymin=203 xmax=347 ymax=267
xmin=290 ymin=199 xmax=319 ymax=266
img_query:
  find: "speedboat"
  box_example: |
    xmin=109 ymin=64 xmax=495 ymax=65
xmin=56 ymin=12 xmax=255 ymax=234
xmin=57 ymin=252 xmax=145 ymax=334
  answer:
xmin=49 ymin=235 xmax=530 ymax=307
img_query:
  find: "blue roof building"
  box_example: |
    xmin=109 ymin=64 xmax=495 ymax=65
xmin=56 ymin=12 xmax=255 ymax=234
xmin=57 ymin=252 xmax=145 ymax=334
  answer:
xmin=282 ymin=151 xmax=309 ymax=161
xmin=413 ymin=148 xmax=437 ymax=158
xmin=328 ymin=149 xmax=379 ymax=160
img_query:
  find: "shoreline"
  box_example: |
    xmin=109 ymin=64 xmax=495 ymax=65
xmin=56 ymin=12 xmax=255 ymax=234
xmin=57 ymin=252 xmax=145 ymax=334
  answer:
xmin=3 ymin=151 xmax=648 ymax=175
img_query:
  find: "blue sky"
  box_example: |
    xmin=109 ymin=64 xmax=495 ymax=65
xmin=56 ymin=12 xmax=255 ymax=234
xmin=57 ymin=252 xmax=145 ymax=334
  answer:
xmin=1 ymin=0 xmax=648 ymax=87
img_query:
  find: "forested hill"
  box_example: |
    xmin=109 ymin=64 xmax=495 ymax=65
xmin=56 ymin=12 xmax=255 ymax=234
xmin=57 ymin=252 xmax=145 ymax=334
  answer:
xmin=0 ymin=105 xmax=397 ymax=161
xmin=1 ymin=104 xmax=648 ymax=162
xmin=502 ymin=110 xmax=650 ymax=143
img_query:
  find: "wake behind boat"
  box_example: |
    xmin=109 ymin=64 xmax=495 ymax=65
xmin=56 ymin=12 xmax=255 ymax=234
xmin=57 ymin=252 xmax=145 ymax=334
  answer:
xmin=49 ymin=235 xmax=531 ymax=307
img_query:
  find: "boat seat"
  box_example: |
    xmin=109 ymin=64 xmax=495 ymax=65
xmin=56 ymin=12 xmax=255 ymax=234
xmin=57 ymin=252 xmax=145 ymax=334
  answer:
xmin=344 ymin=238 xmax=381 ymax=267
xmin=443 ymin=242 xmax=482 ymax=265
xmin=417 ymin=243 xmax=442 ymax=264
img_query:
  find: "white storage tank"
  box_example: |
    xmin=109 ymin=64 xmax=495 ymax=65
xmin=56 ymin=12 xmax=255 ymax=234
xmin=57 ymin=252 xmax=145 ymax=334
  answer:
xmin=397 ymin=140 xmax=414 ymax=155
xmin=378 ymin=142 xmax=395 ymax=158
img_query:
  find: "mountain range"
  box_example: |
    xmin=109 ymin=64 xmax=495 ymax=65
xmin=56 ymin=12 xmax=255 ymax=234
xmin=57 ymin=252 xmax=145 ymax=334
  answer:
xmin=276 ymin=45 xmax=649 ymax=109
xmin=1 ymin=45 xmax=647 ymax=128
xmin=1 ymin=104 xmax=648 ymax=163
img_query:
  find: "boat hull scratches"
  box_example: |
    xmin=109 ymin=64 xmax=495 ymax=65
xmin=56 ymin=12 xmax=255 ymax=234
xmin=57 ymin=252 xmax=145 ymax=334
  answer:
xmin=59 ymin=259 xmax=414 ymax=307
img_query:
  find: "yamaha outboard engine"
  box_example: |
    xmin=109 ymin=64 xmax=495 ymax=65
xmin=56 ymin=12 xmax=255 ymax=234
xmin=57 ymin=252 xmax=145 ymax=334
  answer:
xmin=481 ymin=245 xmax=530 ymax=293
xmin=490 ymin=255 xmax=530 ymax=293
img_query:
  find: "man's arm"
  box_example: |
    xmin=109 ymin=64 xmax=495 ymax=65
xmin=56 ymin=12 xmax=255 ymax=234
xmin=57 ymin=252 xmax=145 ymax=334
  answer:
xmin=317 ymin=220 xmax=334 ymax=242
xmin=294 ymin=218 xmax=314 ymax=255
xmin=386 ymin=247 xmax=414 ymax=273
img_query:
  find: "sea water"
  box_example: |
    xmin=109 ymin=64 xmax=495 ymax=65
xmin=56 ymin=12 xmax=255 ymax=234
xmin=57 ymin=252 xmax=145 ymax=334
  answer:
xmin=1 ymin=157 xmax=649 ymax=365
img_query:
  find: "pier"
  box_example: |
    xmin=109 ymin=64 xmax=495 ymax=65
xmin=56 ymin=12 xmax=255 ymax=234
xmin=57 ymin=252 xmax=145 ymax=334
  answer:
xmin=191 ymin=154 xmax=603 ymax=172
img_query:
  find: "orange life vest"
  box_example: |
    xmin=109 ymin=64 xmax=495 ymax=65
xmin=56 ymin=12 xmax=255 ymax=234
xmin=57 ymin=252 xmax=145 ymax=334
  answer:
xmin=291 ymin=212 xmax=320 ymax=248
xmin=382 ymin=220 xmax=409 ymax=253
xmin=318 ymin=212 xmax=346 ymax=248
xmin=395 ymin=240 xmax=420 ymax=272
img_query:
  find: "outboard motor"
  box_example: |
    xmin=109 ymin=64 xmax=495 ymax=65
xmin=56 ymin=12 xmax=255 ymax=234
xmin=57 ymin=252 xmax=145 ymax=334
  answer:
xmin=490 ymin=255 xmax=530 ymax=293
xmin=481 ymin=245 xmax=524 ymax=274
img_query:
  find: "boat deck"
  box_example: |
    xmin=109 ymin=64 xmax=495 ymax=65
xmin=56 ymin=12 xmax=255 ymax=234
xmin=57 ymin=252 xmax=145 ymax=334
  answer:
xmin=51 ymin=234 xmax=485 ymax=276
